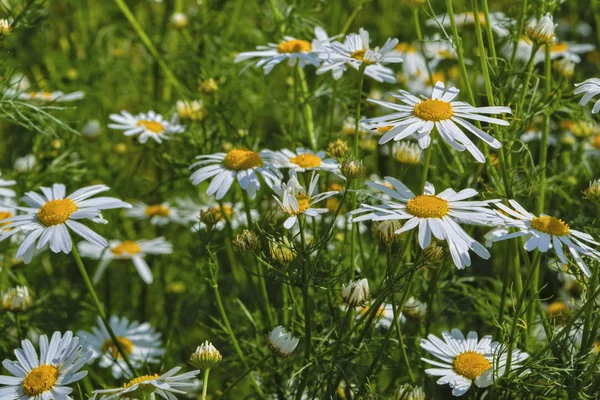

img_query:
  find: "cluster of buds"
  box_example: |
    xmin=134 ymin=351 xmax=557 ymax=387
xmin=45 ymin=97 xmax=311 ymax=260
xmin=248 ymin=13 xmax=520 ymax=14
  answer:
xmin=176 ymin=100 xmax=207 ymax=122
xmin=189 ymin=341 xmax=222 ymax=369
xmin=267 ymin=326 xmax=299 ymax=357
xmin=1 ymin=286 xmax=31 ymax=312
xmin=232 ymin=229 xmax=260 ymax=253
xmin=341 ymin=279 xmax=370 ymax=307
xmin=340 ymin=158 xmax=366 ymax=180
xmin=327 ymin=139 xmax=349 ymax=158
xmin=372 ymin=220 xmax=404 ymax=244
xmin=526 ymin=13 xmax=556 ymax=45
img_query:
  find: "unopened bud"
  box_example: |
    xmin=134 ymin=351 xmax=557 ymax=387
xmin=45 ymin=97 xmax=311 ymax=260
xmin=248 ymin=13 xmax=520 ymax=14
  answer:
xmin=526 ymin=12 xmax=556 ymax=45
xmin=1 ymin=286 xmax=31 ymax=312
xmin=232 ymin=229 xmax=260 ymax=252
xmin=190 ymin=341 xmax=223 ymax=369
xmin=269 ymin=238 xmax=296 ymax=263
xmin=327 ymin=139 xmax=349 ymax=158
xmin=341 ymin=279 xmax=370 ymax=307
xmin=372 ymin=220 xmax=403 ymax=244
xmin=423 ymin=241 xmax=444 ymax=265
xmin=200 ymin=208 xmax=221 ymax=230
xmin=199 ymin=78 xmax=219 ymax=94
xmin=170 ymin=12 xmax=189 ymax=29
xmin=584 ymin=179 xmax=600 ymax=206
xmin=340 ymin=158 xmax=366 ymax=180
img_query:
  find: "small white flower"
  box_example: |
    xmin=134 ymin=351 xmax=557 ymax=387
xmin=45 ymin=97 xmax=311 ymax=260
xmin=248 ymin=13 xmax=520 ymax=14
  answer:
xmin=0 ymin=184 xmax=131 ymax=262
xmin=78 ymin=315 xmax=165 ymax=379
xmin=395 ymin=383 xmax=425 ymax=400
xmin=14 ymin=90 xmax=85 ymax=102
xmin=422 ymin=35 xmax=457 ymax=63
xmin=108 ymin=110 xmax=185 ymax=144
xmin=272 ymin=171 xmax=338 ymax=229
xmin=491 ymin=199 xmax=600 ymax=277
xmin=390 ymin=42 xmax=427 ymax=78
xmin=525 ymin=12 xmax=556 ymax=44
xmin=82 ymin=120 xmax=102 ymax=139
xmin=13 ymin=155 xmax=35 ymax=173
xmin=266 ymin=148 xmax=340 ymax=174
xmin=91 ymin=367 xmax=199 ymax=400
xmin=78 ymin=237 xmax=173 ymax=284
xmin=189 ymin=148 xmax=282 ymax=200
xmin=355 ymin=302 xmax=400 ymax=329
xmin=0 ymin=331 xmax=91 ymax=399
xmin=365 ymin=81 xmax=511 ymax=163
xmin=192 ymin=201 xmax=257 ymax=232
xmin=125 ymin=201 xmax=188 ymax=226
xmin=534 ymin=41 xmax=595 ymax=64
xmin=318 ymin=28 xmax=403 ymax=83
xmin=351 ymin=179 xmax=498 ymax=269
xmin=1 ymin=286 xmax=31 ymax=311
xmin=342 ymin=278 xmax=370 ymax=307
xmin=267 ymin=326 xmax=299 ymax=357
xmin=575 ymin=78 xmax=600 ymax=114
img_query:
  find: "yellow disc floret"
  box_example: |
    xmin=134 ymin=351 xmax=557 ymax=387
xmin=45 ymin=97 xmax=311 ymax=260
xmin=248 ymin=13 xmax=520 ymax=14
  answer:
xmin=123 ymin=374 xmax=160 ymax=389
xmin=37 ymin=199 xmax=77 ymax=226
xmin=136 ymin=120 xmax=164 ymax=134
xmin=277 ymin=39 xmax=311 ymax=53
xmin=530 ymin=216 xmax=570 ymax=236
xmin=0 ymin=211 xmax=13 ymax=228
xmin=22 ymin=364 xmax=59 ymax=396
xmin=145 ymin=204 xmax=170 ymax=217
xmin=292 ymin=195 xmax=311 ymax=215
xmin=406 ymin=195 xmax=449 ymax=218
xmin=222 ymin=148 xmax=263 ymax=171
xmin=413 ymin=99 xmax=454 ymax=121
xmin=452 ymin=351 xmax=491 ymax=380
xmin=102 ymin=336 xmax=134 ymax=359
xmin=289 ymin=153 xmax=322 ymax=168
xmin=111 ymin=241 xmax=142 ymax=256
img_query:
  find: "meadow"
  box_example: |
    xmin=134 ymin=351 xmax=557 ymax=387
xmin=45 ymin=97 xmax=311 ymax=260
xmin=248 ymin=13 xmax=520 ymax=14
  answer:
xmin=0 ymin=0 xmax=599 ymax=398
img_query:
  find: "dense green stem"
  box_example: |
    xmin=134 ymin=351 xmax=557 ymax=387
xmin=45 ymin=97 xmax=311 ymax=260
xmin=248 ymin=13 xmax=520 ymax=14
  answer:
xmin=297 ymin=67 xmax=317 ymax=150
xmin=202 ymin=368 xmax=210 ymax=400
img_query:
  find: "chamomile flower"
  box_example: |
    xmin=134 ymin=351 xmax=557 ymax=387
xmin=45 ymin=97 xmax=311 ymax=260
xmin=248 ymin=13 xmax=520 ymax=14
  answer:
xmin=14 ymin=90 xmax=85 ymax=102
xmin=266 ymin=148 xmax=340 ymax=174
xmin=390 ymin=42 xmax=427 ymax=78
xmin=491 ymin=199 xmax=600 ymax=277
xmin=272 ymin=171 xmax=338 ymax=229
xmin=366 ymin=82 xmax=511 ymax=163
xmin=108 ymin=110 xmax=185 ymax=144
xmin=535 ymin=41 xmax=595 ymax=64
xmin=420 ymin=329 xmax=528 ymax=396
xmin=0 ymin=331 xmax=91 ymax=399
xmin=356 ymin=302 xmax=400 ymax=328
xmin=189 ymin=148 xmax=282 ymax=200
xmin=575 ymin=78 xmax=600 ymax=114
xmin=423 ymin=35 xmax=457 ymax=63
xmin=78 ymin=315 xmax=165 ymax=379
xmin=318 ymin=28 xmax=402 ymax=83
xmin=267 ymin=326 xmax=299 ymax=357
xmin=91 ymin=367 xmax=199 ymax=400
xmin=351 ymin=179 xmax=498 ymax=269
xmin=77 ymin=237 xmax=173 ymax=284
xmin=427 ymin=12 xmax=514 ymax=37
xmin=234 ymin=26 xmax=330 ymax=74
xmin=125 ymin=201 xmax=188 ymax=226
xmin=0 ymin=184 xmax=131 ymax=262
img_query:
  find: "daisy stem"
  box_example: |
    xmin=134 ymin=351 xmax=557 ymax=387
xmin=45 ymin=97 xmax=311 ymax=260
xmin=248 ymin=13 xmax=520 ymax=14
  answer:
xmin=296 ymin=217 xmax=312 ymax=399
xmin=201 ymin=368 xmax=210 ymax=400
xmin=517 ymin=44 xmax=541 ymax=118
xmin=15 ymin=312 xmax=22 ymax=342
xmin=536 ymin=44 xmax=552 ymax=216
xmin=510 ymin=0 xmax=529 ymax=66
xmin=353 ymin=65 xmax=367 ymax=159
xmin=71 ymin=240 xmax=137 ymax=376
xmin=328 ymin=80 xmax=337 ymax=142
xmin=297 ymin=67 xmax=317 ymax=151
xmin=420 ymin=145 xmax=432 ymax=193
xmin=481 ymin=0 xmax=498 ymax=66
xmin=412 ymin=6 xmax=434 ymax=84
xmin=220 ymin=354 xmax=271 ymax=397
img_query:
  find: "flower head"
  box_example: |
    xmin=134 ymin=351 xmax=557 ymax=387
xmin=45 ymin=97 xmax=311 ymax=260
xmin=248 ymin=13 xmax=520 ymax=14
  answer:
xmin=342 ymin=278 xmax=370 ymax=307
xmin=1 ymin=286 xmax=31 ymax=311
xmin=267 ymin=326 xmax=299 ymax=357
xmin=189 ymin=341 xmax=223 ymax=370
xmin=526 ymin=13 xmax=556 ymax=44
xmin=109 ymin=110 xmax=185 ymax=144
xmin=575 ymin=78 xmax=600 ymax=114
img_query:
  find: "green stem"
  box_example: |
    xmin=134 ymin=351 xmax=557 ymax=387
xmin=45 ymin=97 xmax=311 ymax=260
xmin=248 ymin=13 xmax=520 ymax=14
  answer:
xmin=72 ymin=241 xmax=137 ymax=376
xmin=202 ymin=368 xmax=210 ymax=400
xmin=353 ymin=65 xmax=367 ymax=159
xmin=420 ymin=145 xmax=433 ymax=193
xmin=536 ymin=44 xmax=552 ymax=215
xmin=517 ymin=44 xmax=541 ymax=118
xmin=510 ymin=0 xmax=529 ymax=66
xmin=297 ymin=67 xmax=316 ymax=150
xmin=220 ymin=354 xmax=271 ymax=398
xmin=15 ymin=313 xmax=22 ymax=342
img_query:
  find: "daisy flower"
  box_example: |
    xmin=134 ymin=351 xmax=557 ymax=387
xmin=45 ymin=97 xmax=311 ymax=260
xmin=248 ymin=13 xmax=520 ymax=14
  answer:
xmin=125 ymin=201 xmax=188 ymax=226
xmin=534 ymin=41 xmax=595 ymax=64
xmin=0 ymin=184 xmax=131 ymax=262
xmin=91 ymin=366 xmax=199 ymax=400
xmin=351 ymin=178 xmax=499 ymax=269
xmin=189 ymin=148 xmax=282 ymax=200
xmin=77 ymin=237 xmax=173 ymax=284
xmin=14 ymin=90 xmax=85 ymax=102
xmin=575 ymin=78 xmax=600 ymax=114
xmin=267 ymin=326 xmax=299 ymax=357
xmin=390 ymin=42 xmax=427 ymax=78
xmin=266 ymin=148 xmax=340 ymax=174
xmin=490 ymin=200 xmax=600 ymax=277
xmin=78 ymin=315 xmax=165 ymax=379
xmin=234 ymin=26 xmax=331 ymax=74
xmin=318 ymin=28 xmax=402 ymax=83
xmin=0 ymin=331 xmax=91 ymax=399
xmin=420 ymin=329 xmax=528 ymax=396
xmin=272 ymin=171 xmax=338 ymax=229
xmin=355 ymin=302 xmax=401 ymax=328
xmin=366 ymin=82 xmax=511 ymax=163
xmin=108 ymin=110 xmax=185 ymax=144
xmin=427 ymin=12 xmax=514 ymax=37
xmin=423 ymin=35 xmax=458 ymax=64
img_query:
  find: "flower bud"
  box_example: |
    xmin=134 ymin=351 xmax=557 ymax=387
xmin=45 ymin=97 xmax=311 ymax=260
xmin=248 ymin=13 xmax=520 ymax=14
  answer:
xmin=232 ymin=229 xmax=260 ymax=253
xmin=1 ymin=286 xmax=31 ymax=312
xmin=395 ymin=142 xmax=422 ymax=165
xmin=267 ymin=326 xmax=299 ymax=357
xmin=269 ymin=238 xmax=296 ymax=263
xmin=402 ymin=297 xmax=427 ymax=321
xmin=584 ymin=179 xmax=600 ymax=205
xmin=199 ymin=78 xmax=219 ymax=94
xmin=82 ymin=120 xmax=102 ymax=140
xmin=372 ymin=220 xmax=403 ymax=244
xmin=526 ymin=12 xmax=556 ymax=45
xmin=340 ymin=158 xmax=366 ymax=180
xmin=170 ymin=12 xmax=189 ymax=29
xmin=327 ymin=139 xmax=349 ymax=158
xmin=190 ymin=341 xmax=223 ymax=369
xmin=14 ymin=154 xmax=35 ymax=173
xmin=0 ymin=19 xmax=12 ymax=37
xmin=177 ymin=100 xmax=206 ymax=122
xmin=341 ymin=279 xmax=370 ymax=307
xmin=200 ymin=208 xmax=221 ymax=230
xmin=395 ymin=383 xmax=425 ymax=400
xmin=423 ymin=241 xmax=444 ymax=265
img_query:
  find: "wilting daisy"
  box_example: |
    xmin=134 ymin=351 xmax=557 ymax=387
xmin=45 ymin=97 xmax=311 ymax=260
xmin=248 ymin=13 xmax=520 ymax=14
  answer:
xmin=13 ymin=90 xmax=85 ymax=102
xmin=91 ymin=367 xmax=199 ymax=400
xmin=267 ymin=326 xmax=299 ymax=357
xmin=318 ymin=28 xmax=402 ymax=83
xmin=366 ymin=82 xmax=511 ymax=163
xmin=575 ymin=78 xmax=600 ymax=114
xmin=0 ymin=184 xmax=130 ymax=261
xmin=108 ymin=110 xmax=185 ymax=144
xmin=125 ymin=201 xmax=188 ymax=226
xmin=234 ymin=26 xmax=330 ymax=74
xmin=77 ymin=237 xmax=173 ymax=284
xmin=491 ymin=200 xmax=600 ymax=277
xmin=390 ymin=42 xmax=427 ymax=78
xmin=0 ymin=331 xmax=91 ymax=399
xmin=78 ymin=315 xmax=165 ymax=379
xmin=266 ymin=148 xmax=340 ymax=174
xmin=420 ymin=329 xmax=528 ymax=396
xmin=351 ymin=178 xmax=499 ymax=269
xmin=427 ymin=12 xmax=514 ymax=37
xmin=272 ymin=171 xmax=338 ymax=229
xmin=190 ymin=148 xmax=282 ymax=200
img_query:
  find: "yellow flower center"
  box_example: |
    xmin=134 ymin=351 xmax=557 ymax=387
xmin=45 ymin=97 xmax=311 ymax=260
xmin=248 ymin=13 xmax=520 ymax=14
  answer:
xmin=549 ymin=42 xmax=568 ymax=53
xmin=29 ymin=91 xmax=53 ymax=99
xmin=123 ymin=374 xmax=160 ymax=389
xmin=413 ymin=99 xmax=453 ymax=121
xmin=289 ymin=153 xmax=321 ymax=168
xmin=145 ymin=204 xmax=170 ymax=217
xmin=136 ymin=120 xmax=164 ymax=134
xmin=111 ymin=241 xmax=141 ymax=256
xmin=215 ymin=205 xmax=233 ymax=220
xmin=452 ymin=351 xmax=491 ymax=380
xmin=530 ymin=216 xmax=570 ymax=236
xmin=592 ymin=134 xmax=600 ymax=149
xmin=360 ymin=304 xmax=385 ymax=318
xmin=292 ymin=195 xmax=311 ymax=215
xmin=406 ymin=195 xmax=449 ymax=218
xmin=277 ymin=39 xmax=311 ymax=53
xmin=546 ymin=301 xmax=570 ymax=323
xmin=222 ymin=148 xmax=263 ymax=171
xmin=102 ymin=336 xmax=134 ymax=359
xmin=37 ymin=199 xmax=77 ymax=226
xmin=350 ymin=49 xmax=375 ymax=64
xmin=22 ymin=364 xmax=59 ymax=396
xmin=0 ymin=211 xmax=13 ymax=228
xmin=394 ymin=43 xmax=417 ymax=53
